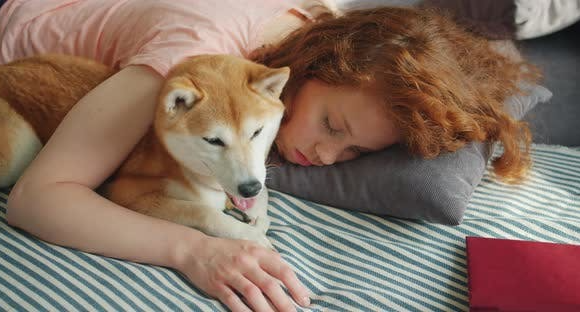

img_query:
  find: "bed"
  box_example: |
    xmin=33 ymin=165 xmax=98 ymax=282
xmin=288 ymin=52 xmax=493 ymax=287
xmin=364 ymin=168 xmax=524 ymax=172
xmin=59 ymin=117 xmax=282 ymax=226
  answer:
xmin=1 ymin=143 xmax=579 ymax=311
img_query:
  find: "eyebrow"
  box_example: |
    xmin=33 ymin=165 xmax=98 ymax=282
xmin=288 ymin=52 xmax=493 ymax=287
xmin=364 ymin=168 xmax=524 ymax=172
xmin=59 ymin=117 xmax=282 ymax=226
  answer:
xmin=342 ymin=114 xmax=374 ymax=153
xmin=342 ymin=114 xmax=353 ymax=137
xmin=341 ymin=114 xmax=373 ymax=153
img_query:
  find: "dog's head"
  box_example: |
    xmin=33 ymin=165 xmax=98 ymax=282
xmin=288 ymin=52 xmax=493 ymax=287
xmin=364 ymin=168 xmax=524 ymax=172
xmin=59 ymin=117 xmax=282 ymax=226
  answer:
xmin=156 ymin=55 xmax=288 ymax=210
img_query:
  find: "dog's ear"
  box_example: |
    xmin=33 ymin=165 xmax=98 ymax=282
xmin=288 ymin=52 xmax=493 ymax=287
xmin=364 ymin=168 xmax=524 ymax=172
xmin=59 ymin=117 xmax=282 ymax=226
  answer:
xmin=251 ymin=67 xmax=290 ymax=99
xmin=163 ymin=77 xmax=202 ymax=114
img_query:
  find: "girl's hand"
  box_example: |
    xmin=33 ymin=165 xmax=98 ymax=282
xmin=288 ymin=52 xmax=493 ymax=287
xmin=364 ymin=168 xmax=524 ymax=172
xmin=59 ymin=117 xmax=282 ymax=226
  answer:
xmin=175 ymin=235 xmax=310 ymax=312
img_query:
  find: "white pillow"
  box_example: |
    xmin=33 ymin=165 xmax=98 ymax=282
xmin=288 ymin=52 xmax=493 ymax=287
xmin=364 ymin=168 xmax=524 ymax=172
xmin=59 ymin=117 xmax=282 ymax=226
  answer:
xmin=515 ymin=0 xmax=580 ymax=39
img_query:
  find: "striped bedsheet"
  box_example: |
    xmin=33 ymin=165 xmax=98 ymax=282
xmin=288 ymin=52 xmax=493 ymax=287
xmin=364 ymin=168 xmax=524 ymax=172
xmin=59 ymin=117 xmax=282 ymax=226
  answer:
xmin=1 ymin=144 xmax=579 ymax=311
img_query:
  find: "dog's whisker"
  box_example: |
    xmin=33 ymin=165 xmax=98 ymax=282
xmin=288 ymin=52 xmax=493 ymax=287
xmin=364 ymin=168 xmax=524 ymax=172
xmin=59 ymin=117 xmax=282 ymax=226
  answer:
xmin=200 ymin=160 xmax=214 ymax=174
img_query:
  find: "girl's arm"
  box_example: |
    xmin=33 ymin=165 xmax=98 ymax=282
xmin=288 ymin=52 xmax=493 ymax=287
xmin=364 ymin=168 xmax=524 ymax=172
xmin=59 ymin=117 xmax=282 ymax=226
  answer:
xmin=6 ymin=65 xmax=309 ymax=312
xmin=7 ymin=65 xmax=173 ymax=262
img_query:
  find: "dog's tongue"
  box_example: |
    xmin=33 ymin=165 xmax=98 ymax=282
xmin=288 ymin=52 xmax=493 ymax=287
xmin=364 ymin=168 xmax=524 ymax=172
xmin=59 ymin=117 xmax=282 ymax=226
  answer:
xmin=230 ymin=195 xmax=257 ymax=211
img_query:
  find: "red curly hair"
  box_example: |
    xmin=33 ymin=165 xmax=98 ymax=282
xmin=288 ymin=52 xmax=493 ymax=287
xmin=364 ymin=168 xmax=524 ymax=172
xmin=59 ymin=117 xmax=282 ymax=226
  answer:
xmin=252 ymin=6 xmax=539 ymax=183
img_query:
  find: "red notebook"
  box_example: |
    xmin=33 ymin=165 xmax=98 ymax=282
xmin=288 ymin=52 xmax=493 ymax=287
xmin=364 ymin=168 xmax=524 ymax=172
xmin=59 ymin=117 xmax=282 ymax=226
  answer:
xmin=466 ymin=236 xmax=580 ymax=312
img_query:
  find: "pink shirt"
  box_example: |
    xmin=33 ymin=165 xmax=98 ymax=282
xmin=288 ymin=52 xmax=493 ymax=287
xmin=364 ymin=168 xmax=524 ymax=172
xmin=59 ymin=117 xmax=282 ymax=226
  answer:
xmin=0 ymin=0 xmax=299 ymax=76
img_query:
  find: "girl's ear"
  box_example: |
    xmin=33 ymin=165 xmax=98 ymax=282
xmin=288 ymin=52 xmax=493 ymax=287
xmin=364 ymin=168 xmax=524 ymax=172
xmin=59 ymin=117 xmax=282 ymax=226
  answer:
xmin=251 ymin=67 xmax=290 ymax=99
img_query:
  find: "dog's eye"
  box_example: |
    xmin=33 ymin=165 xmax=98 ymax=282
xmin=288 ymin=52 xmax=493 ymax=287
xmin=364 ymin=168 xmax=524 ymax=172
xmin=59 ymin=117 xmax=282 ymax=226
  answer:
xmin=203 ymin=137 xmax=225 ymax=147
xmin=251 ymin=127 xmax=263 ymax=140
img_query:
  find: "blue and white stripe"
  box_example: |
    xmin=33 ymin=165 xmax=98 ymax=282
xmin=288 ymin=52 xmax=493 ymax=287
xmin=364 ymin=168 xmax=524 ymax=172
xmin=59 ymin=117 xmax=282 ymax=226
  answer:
xmin=1 ymin=144 xmax=579 ymax=311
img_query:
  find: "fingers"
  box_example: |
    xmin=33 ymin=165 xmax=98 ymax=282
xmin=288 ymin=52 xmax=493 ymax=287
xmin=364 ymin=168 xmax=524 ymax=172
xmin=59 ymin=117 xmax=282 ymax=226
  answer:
xmin=215 ymin=285 xmax=252 ymax=312
xmin=246 ymin=267 xmax=296 ymax=312
xmin=260 ymin=251 xmax=311 ymax=307
xmin=195 ymin=239 xmax=310 ymax=311
xmin=228 ymin=274 xmax=274 ymax=312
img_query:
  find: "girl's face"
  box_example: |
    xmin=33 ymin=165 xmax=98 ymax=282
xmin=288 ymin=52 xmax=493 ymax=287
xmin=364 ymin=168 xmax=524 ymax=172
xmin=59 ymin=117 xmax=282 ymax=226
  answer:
xmin=275 ymin=79 xmax=401 ymax=166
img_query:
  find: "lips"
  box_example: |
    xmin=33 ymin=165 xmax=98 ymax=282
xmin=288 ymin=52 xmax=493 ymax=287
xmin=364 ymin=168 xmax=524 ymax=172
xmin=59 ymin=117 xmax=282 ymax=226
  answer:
xmin=294 ymin=149 xmax=312 ymax=166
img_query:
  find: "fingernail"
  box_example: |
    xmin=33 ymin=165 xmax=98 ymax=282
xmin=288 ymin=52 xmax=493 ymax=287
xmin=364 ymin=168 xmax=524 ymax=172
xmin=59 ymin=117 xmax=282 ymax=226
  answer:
xmin=300 ymin=296 xmax=310 ymax=306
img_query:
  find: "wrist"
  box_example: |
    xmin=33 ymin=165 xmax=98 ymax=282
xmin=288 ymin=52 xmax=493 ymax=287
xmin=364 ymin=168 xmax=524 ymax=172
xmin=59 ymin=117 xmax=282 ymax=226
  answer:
xmin=169 ymin=227 xmax=210 ymax=271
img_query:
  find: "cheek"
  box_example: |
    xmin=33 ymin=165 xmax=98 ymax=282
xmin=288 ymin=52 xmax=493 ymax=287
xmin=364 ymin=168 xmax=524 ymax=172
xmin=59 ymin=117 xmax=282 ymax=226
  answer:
xmin=284 ymin=113 xmax=319 ymax=144
xmin=279 ymin=112 xmax=299 ymax=137
xmin=280 ymin=91 xmax=323 ymax=147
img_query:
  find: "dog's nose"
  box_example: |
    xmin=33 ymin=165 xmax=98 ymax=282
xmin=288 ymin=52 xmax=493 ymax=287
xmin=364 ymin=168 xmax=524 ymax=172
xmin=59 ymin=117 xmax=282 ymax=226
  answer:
xmin=238 ymin=180 xmax=262 ymax=198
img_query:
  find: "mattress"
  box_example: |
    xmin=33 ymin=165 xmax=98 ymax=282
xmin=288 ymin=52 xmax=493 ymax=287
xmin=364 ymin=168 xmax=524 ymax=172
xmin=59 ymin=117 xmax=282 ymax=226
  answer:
xmin=1 ymin=144 xmax=579 ymax=311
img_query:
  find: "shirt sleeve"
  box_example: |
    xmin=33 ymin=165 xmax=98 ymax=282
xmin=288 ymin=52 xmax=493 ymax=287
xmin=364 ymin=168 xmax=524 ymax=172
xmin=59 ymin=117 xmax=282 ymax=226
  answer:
xmin=113 ymin=0 xmax=285 ymax=76
xmin=119 ymin=28 xmax=223 ymax=77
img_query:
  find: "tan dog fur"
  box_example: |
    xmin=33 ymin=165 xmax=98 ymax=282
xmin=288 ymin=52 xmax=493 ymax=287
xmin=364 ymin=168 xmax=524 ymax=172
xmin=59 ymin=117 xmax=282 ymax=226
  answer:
xmin=0 ymin=54 xmax=289 ymax=247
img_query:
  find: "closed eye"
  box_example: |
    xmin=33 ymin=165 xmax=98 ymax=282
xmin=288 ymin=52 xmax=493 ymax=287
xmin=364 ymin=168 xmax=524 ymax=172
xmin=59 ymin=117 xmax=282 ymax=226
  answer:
xmin=323 ymin=116 xmax=340 ymax=136
xmin=203 ymin=137 xmax=225 ymax=147
xmin=251 ymin=127 xmax=263 ymax=140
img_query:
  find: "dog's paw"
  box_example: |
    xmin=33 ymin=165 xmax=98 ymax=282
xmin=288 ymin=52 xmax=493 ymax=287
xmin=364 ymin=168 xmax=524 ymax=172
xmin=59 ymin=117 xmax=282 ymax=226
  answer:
xmin=243 ymin=231 xmax=274 ymax=250
xmin=253 ymin=215 xmax=271 ymax=234
xmin=257 ymin=235 xmax=275 ymax=250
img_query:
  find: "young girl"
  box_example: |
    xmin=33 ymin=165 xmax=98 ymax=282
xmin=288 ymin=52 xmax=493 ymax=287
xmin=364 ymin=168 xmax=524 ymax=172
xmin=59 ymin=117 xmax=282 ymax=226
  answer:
xmin=0 ymin=1 xmax=537 ymax=311
xmin=261 ymin=8 xmax=537 ymax=182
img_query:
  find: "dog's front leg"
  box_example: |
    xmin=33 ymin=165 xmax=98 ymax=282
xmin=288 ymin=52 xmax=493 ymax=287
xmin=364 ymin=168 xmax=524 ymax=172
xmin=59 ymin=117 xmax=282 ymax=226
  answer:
xmin=245 ymin=188 xmax=271 ymax=234
xmin=129 ymin=194 xmax=273 ymax=248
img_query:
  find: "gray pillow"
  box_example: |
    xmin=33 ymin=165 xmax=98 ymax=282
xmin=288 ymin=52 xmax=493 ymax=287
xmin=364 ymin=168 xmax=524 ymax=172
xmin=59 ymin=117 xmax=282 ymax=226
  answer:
xmin=266 ymin=83 xmax=552 ymax=225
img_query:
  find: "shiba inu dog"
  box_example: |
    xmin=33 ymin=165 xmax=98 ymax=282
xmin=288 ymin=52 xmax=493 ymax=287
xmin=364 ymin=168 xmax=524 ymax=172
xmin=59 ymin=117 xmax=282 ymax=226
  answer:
xmin=0 ymin=54 xmax=289 ymax=247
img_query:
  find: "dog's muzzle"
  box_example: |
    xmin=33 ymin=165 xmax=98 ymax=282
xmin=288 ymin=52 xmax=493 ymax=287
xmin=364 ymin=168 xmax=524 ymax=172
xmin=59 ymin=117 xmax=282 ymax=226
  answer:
xmin=238 ymin=180 xmax=261 ymax=198
xmin=226 ymin=180 xmax=262 ymax=211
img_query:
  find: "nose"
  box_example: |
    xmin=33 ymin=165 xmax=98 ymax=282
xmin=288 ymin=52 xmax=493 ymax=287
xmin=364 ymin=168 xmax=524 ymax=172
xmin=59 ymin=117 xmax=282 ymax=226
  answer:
xmin=238 ymin=180 xmax=262 ymax=198
xmin=315 ymin=142 xmax=341 ymax=165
